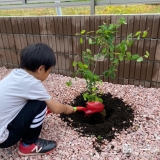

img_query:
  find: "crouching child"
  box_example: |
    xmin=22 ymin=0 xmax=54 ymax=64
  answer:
xmin=0 ymin=43 xmax=74 ymax=156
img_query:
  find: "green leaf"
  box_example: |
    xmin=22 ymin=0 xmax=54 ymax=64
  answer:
xmin=83 ymin=64 xmax=88 ymax=69
xmin=144 ymin=55 xmax=148 ymax=58
xmin=92 ymin=87 xmax=97 ymax=91
xmin=119 ymin=54 xmax=123 ymax=61
xmin=137 ymin=35 xmax=140 ymax=40
xmin=78 ymin=62 xmax=84 ymax=69
xmin=109 ymin=53 xmax=114 ymax=59
xmin=118 ymin=17 xmax=127 ymax=25
xmin=137 ymin=57 xmax=143 ymax=62
xmin=115 ymin=44 xmax=120 ymax=50
xmin=135 ymin=31 xmax=141 ymax=36
xmin=89 ymin=38 xmax=93 ymax=44
xmin=142 ymin=31 xmax=148 ymax=37
xmin=97 ymin=135 xmax=103 ymax=139
xmin=93 ymin=75 xmax=99 ymax=80
xmin=103 ymin=70 xmax=110 ymax=78
xmin=72 ymin=61 xmax=77 ymax=67
xmin=102 ymin=48 xmax=107 ymax=54
xmin=113 ymin=59 xmax=119 ymax=65
xmin=127 ymin=33 xmax=133 ymax=38
xmin=126 ymin=52 xmax=131 ymax=58
xmin=110 ymin=73 xmax=115 ymax=79
xmin=95 ymin=97 xmax=103 ymax=103
xmin=83 ymin=93 xmax=88 ymax=101
xmin=109 ymin=44 xmax=114 ymax=52
xmin=80 ymin=37 xmax=83 ymax=44
xmin=86 ymin=49 xmax=91 ymax=53
xmin=110 ymin=66 xmax=115 ymax=72
xmin=80 ymin=30 xmax=86 ymax=34
xmin=120 ymin=41 xmax=127 ymax=53
xmin=131 ymin=54 xmax=140 ymax=60
xmin=66 ymin=80 xmax=72 ymax=87
xmin=128 ymin=40 xmax=134 ymax=47
xmin=146 ymin=51 xmax=149 ymax=56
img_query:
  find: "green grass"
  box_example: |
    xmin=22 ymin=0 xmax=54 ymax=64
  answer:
xmin=0 ymin=4 xmax=159 ymax=16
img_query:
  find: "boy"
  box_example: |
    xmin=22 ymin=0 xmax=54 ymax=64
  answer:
xmin=0 ymin=43 xmax=74 ymax=156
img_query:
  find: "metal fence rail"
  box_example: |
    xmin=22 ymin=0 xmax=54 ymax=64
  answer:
xmin=0 ymin=0 xmax=159 ymax=14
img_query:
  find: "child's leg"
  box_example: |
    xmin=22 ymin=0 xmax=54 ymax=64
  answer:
xmin=0 ymin=100 xmax=56 ymax=155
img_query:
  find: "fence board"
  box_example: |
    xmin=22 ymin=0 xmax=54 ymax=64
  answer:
xmin=72 ymin=36 xmax=78 ymax=73
xmin=0 ymin=34 xmax=3 ymax=48
xmin=121 ymin=15 xmax=129 ymax=85
xmin=46 ymin=17 xmax=55 ymax=35
xmin=79 ymin=16 xmax=86 ymax=78
xmin=54 ymin=17 xmax=60 ymax=35
xmin=134 ymin=15 xmax=147 ymax=86
xmin=151 ymin=15 xmax=160 ymax=39
xmin=62 ymin=17 xmax=67 ymax=36
xmin=117 ymin=15 xmax=124 ymax=85
xmin=140 ymin=40 xmax=149 ymax=86
xmin=0 ymin=49 xmax=7 ymax=67
xmin=99 ymin=16 xmax=108 ymax=82
xmin=143 ymin=15 xmax=154 ymax=87
xmin=152 ymin=40 xmax=160 ymax=86
xmin=65 ymin=17 xmax=71 ymax=36
xmin=40 ymin=35 xmax=49 ymax=45
xmin=76 ymin=16 xmax=83 ymax=77
xmin=129 ymin=15 xmax=140 ymax=85
xmin=31 ymin=17 xmax=40 ymax=35
xmin=17 ymin=17 xmax=26 ymax=34
xmin=90 ymin=16 xmax=98 ymax=79
xmin=24 ymin=17 xmax=32 ymax=34
xmin=125 ymin=15 xmax=134 ymax=85
xmin=59 ymin=35 xmax=66 ymax=76
xmin=3 ymin=18 xmax=12 ymax=34
xmin=138 ymin=15 xmax=148 ymax=86
xmin=1 ymin=35 xmax=12 ymax=68
xmin=93 ymin=16 xmax=100 ymax=77
xmin=55 ymin=36 xmax=61 ymax=74
xmin=11 ymin=18 xmax=19 ymax=34
xmin=0 ymin=18 xmax=6 ymax=34
xmin=0 ymin=18 xmax=12 ymax=68
xmin=101 ymin=15 xmax=111 ymax=83
xmin=84 ymin=16 xmax=93 ymax=76
xmin=63 ymin=36 xmax=70 ymax=76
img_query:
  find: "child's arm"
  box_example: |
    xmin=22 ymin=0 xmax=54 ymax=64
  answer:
xmin=45 ymin=99 xmax=74 ymax=114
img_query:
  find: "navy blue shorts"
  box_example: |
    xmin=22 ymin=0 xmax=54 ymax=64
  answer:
xmin=0 ymin=100 xmax=46 ymax=148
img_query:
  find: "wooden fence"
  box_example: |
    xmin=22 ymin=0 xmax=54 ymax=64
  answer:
xmin=0 ymin=15 xmax=160 ymax=88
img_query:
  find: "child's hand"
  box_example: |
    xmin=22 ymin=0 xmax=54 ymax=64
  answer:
xmin=46 ymin=99 xmax=75 ymax=114
xmin=63 ymin=105 xmax=74 ymax=114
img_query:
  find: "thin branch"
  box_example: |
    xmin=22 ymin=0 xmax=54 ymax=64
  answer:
xmin=93 ymin=46 xmax=102 ymax=73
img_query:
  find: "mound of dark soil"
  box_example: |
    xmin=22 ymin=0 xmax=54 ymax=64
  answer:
xmin=60 ymin=93 xmax=134 ymax=152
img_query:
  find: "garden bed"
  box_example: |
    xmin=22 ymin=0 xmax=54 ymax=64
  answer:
xmin=0 ymin=67 xmax=160 ymax=159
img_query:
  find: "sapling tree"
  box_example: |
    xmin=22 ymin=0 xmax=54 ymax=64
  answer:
xmin=66 ymin=16 xmax=149 ymax=103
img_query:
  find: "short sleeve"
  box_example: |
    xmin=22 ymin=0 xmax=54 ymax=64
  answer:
xmin=26 ymin=81 xmax=51 ymax=101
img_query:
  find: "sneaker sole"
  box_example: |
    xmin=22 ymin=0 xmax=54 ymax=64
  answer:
xmin=17 ymin=148 xmax=55 ymax=156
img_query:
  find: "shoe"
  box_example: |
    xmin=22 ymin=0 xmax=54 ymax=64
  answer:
xmin=18 ymin=138 xmax=57 ymax=156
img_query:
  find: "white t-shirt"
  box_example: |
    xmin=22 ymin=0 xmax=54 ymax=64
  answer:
xmin=0 ymin=69 xmax=51 ymax=143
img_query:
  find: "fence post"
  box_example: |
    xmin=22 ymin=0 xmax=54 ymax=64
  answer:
xmin=90 ymin=0 xmax=95 ymax=15
xmin=22 ymin=0 xmax=26 ymax=4
xmin=55 ymin=1 xmax=62 ymax=15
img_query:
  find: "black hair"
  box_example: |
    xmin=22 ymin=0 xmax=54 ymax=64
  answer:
xmin=20 ymin=43 xmax=56 ymax=72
